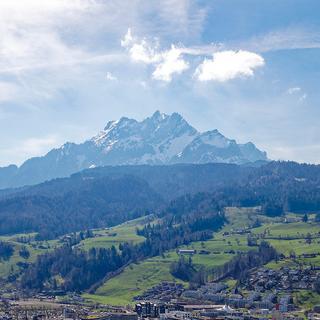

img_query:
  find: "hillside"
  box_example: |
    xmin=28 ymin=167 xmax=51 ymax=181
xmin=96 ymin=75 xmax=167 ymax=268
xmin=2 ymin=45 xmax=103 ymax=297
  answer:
xmin=85 ymin=208 xmax=320 ymax=308
xmin=0 ymin=175 xmax=163 ymax=239
xmin=1 ymin=192 xmax=320 ymax=310
xmin=0 ymin=161 xmax=320 ymax=239
xmin=0 ymin=162 xmax=250 ymax=238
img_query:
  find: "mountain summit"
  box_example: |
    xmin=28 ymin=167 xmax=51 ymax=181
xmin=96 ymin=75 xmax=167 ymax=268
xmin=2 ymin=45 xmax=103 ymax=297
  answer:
xmin=0 ymin=111 xmax=268 ymax=189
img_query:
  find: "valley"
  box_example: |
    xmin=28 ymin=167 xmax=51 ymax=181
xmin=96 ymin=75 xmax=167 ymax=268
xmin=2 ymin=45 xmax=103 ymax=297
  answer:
xmin=1 ymin=161 xmax=320 ymax=319
xmin=1 ymin=1 xmax=319 ymax=318
xmin=1 ymin=204 xmax=320 ymax=315
xmin=83 ymin=207 xmax=320 ymax=309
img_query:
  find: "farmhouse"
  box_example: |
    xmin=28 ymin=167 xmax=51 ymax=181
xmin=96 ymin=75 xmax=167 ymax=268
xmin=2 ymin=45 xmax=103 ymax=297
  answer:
xmin=177 ymin=249 xmax=196 ymax=255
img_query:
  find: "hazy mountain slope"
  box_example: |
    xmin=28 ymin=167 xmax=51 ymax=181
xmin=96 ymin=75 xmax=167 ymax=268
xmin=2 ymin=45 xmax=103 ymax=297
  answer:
xmin=0 ymin=161 xmax=320 ymax=239
xmin=0 ymin=174 xmax=163 ymax=239
xmin=0 ymin=162 xmax=250 ymax=238
xmin=2 ymin=163 xmax=249 ymax=201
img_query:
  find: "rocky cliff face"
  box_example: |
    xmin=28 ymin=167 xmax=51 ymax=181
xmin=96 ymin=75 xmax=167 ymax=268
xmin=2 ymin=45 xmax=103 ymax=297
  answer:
xmin=0 ymin=111 xmax=268 ymax=189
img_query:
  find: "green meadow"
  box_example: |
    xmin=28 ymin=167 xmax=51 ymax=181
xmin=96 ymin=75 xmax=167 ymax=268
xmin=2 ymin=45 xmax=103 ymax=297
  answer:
xmin=0 ymin=234 xmax=59 ymax=278
xmin=87 ymin=208 xmax=320 ymax=306
xmin=84 ymin=257 xmax=187 ymax=306
xmin=78 ymin=215 xmax=150 ymax=251
xmin=1 ymin=208 xmax=319 ymax=308
xmin=85 ymin=208 xmax=257 ymax=305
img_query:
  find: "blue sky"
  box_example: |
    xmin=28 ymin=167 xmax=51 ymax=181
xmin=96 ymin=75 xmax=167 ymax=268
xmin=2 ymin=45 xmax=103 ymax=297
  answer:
xmin=0 ymin=0 xmax=320 ymax=166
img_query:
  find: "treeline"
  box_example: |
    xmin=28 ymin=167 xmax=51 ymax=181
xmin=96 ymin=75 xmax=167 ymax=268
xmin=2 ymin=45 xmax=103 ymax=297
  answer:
xmin=1 ymin=161 xmax=320 ymax=239
xmin=0 ymin=241 xmax=14 ymax=261
xmin=166 ymin=161 xmax=320 ymax=219
xmin=21 ymin=211 xmax=225 ymax=292
xmin=137 ymin=212 xmax=225 ymax=256
xmin=212 ymin=241 xmax=278 ymax=281
xmin=58 ymin=229 xmax=94 ymax=246
xmin=170 ymin=256 xmax=206 ymax=287
xmin=228 ymin=161 xmax=320 ymax=215
xmin=21 ymin=245 xmax=124 ymax=292
xmin=170 ymin=256 xmax=196 ymax=282
xmin=165 ymin=162 xmax=320 ymax=222
xmin=170 ymin=242 xmax=277 ymax=287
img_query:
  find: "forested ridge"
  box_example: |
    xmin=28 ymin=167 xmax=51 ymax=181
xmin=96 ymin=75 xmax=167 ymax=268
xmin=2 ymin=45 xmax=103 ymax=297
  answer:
xmin=0 ymin=161 xmax=320 ymax=239
xmin=0 ymin=175 xmax=163 ymax=239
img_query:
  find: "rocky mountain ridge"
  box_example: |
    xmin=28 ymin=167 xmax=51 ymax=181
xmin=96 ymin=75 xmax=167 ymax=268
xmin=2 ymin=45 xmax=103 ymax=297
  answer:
xmin=0 ymin=111 xmax=268 ymax=189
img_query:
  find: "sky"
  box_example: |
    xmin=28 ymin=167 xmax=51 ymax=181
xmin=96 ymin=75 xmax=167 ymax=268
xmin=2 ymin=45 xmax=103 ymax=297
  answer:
xmin=0 ymin=0 xmax=320 ymax=166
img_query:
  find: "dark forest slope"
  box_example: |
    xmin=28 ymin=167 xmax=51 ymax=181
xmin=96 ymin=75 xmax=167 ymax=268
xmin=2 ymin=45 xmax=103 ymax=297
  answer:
xmin=0 ymin=161 xmax=319 ymax=239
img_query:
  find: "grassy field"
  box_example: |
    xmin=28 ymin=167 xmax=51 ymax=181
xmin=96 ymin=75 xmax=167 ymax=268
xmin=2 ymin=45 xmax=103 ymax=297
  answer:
xmin=86 ymin=242 xmax=244 ymax=306
xmin=85 ymin=207 xmax=258 ymax=305
xmin=0 ymin=235 xmax=59 ymax=278
xmin=78 ymin=215 xmax=154 ymax=251
xmin=0 ymin=215 xmax=152 ymax=281
xmin=252 ymin=221 xmax=320 ymax=238
xmin=84 ymin=257 xmax=187 ymax=306
xmin=251 ymin=219 xmax=320 ymax=257
xmin=293 ymin=290 xmax=320 ymax=310
xmin=87 ymin=208 xmax=320 ymax=306
xmin=1 ymin=208 xmax=319 ymax=308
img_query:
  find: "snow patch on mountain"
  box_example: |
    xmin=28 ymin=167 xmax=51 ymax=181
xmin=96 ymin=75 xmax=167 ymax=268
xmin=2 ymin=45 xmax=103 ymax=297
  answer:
xmin=0 ymin=111 xmax=269 ymax=189
xmin=77 ymin=111 xmax=267 ymax=166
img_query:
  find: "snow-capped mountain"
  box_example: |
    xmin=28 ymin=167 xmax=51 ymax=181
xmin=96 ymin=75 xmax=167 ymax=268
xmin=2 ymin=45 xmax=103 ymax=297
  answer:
xmin=0 ymin=111 xmax=268 ymax=189
xmin=91 ymin=111 xmax=197 ymax=165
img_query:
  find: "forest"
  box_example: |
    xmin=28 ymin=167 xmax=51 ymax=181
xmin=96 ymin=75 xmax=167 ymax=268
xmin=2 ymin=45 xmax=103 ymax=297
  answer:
xmin=211 ymin=241 xmax=278 ymax=282
xmin=0 ymin=161 xmax=320 ymax=239
xmin=0 ymin=241 xmax=14 ymax=261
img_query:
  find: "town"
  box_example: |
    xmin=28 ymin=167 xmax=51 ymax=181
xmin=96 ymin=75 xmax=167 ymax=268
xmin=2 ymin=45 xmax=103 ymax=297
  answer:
xmin=1 ymin=263 xmax=320 ymax=320
xmin=1 ymin=207 xmax=320 ymax=320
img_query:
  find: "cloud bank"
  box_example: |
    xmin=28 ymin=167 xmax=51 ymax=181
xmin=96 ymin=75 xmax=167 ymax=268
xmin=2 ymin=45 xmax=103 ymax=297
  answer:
xmin=121 ymin=29 xmax=264 ymax=83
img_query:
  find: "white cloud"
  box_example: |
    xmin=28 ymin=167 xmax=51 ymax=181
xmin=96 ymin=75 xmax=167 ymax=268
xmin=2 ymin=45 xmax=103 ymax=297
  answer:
xmin=121 ymin=30 xmax=265 ymax=83
xmin=195 ymin=50 xmax=265 ymax=82
xmin=152 ymin=46 xmax=189 ymax=82
xmin=121 ymin=28 xmax=161 ymax=64
xmin=0 ymin=0 xmax=100 ymax=74
xmin=121 ymin=29 xmax=188 ymax=82
xmin=129 ymin=40 xmax=161 ymax=64
xmin=0 ymin=0 xmax=130 ymax=113
xmin=286 ymin=87 xmax=307 ymax=102
xmin=235 ymin=27 xmax=320 ymax=53
xmin=287 ymin=87 xmax=301 ymax=94
xmin=120 ymin=28 xmax=134 ymax=48
xmin=0 ymin=1 xmax=205 ymax=76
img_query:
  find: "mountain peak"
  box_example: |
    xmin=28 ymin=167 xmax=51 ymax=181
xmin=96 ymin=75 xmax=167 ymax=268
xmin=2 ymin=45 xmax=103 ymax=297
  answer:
xmin=151 ymin=110 xmax=168 ymax=121
xmin=118 ymin=116 xmax=137 ymax=125
xmin=171 ymin=112 xmax=183 ymax=120
xmin=104 ymin=120 xmax=118 ymax=131
xmin=0 ymin=110 xmax=269 ymax=189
